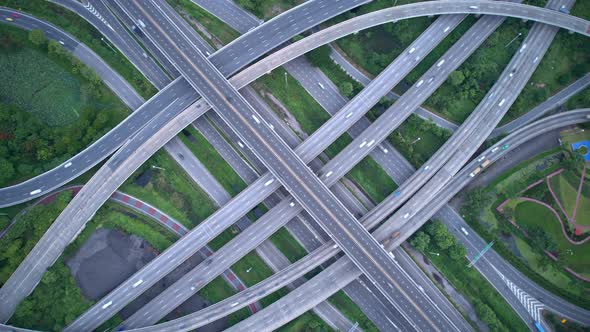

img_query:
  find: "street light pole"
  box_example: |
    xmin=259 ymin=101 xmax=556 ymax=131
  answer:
xmin=151 ymin=165 xmax=166 ymax=171
xmin=411 ymin=137 xmax=422 ymax=145
xmin=504 ymin=32 xmax=522 ymax=48
xmin=284 ymin=71 xmax=288 ymax=89
xmin=101 ymin=37 xmax=117 ymax=53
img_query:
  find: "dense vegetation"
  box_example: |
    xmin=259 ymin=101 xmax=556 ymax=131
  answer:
xmin=0 ymin=0 xmax=156 ymax=98
xmin=410 ymin=221 xmax=467 ymax=261
xmin=410 ymin=221 xmax=527 ymax=331
xmin=0 ymin=192 xmax=71 ymax=285
xmin=3 ymin=196 xmax=174 ymax=331
xmin=0 ymin=27 xmax=127 ymax=187
xmin=235 ymin=0 xmax=303 ymax=19
xmin=461 ymin=148 xmax=590 ymax=309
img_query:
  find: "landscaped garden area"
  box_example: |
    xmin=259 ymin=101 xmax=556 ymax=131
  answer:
xmin=0 ymin=26 xmax=127 ymax=187
xmin=497 ymin=167 xmax=590 ymax=279
xmin=461 ymin=129 xmax=590 ymax=308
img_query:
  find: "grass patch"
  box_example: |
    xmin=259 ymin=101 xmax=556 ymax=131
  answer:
xmin=277 ymin=310 xmax=334 ymax=332
xmin=0 ymin=44 xmax=81 ymax=126
xmin=258 ymin=69 xmax=398 ymax=204
xmin=346 ymin=156 xmax=397 ymax=204
xmin=179 ymin=125 xmax=247 ymax=196
xmin=403 ymin=16 xmax=477 ymax=87
xmin=256 ymin=68 xmax=330 ymax=135
xmin=552 ymin=171 xmax=590 ymax=224
xmin=269 ymin=227 xmax=308 ymax=263
xmin=334 ymin=0 xmax=433 ymax=77
xmin=317 ymin=54 xmax=364 ymax=98
xmin=235 ymin=0 xmax=303 ymax=20
xmin=514 ymin=200 xmax=590 ymax=275
xmin=328 ymin=291 xmax=379 ymax=332
xmin=230 ymin=251 xmax=275 ymax=287
xmin=566 ymin=88 xmax=590 ymax=110
xmin=545 ymin=311 xmax=590 ymax=332
xmin=197 ymin=276 xmax=251 ymax=326
xmin=9 ymin=256 xmax=120 ymax=331
xmin=168 ymin=0 xmax=240 ymax=45
xmin=513 ymin=237 xmax=574 ymax=291
xmin=121 ymin=151 xmax=218 ymax=229
xmin=0 ymin=191 xmax=72 ymax=285
xmin=0 ymin=0 xmax=156 ymax=98
xmin=388 ymin=114 xmax=451 ymax=168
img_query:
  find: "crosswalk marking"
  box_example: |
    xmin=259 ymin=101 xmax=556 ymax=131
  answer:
xmin=492 ymin=265 xmax=544 ymax=322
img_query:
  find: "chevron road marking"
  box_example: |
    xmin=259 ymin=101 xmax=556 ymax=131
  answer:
xmin=84 ymin=2 xmax=113 ymax=30
xmin=492 ymin=265 xmax=545 ymax=322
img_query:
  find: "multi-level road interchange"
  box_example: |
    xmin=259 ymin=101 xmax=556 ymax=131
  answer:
xmin=0 ymin=0 xmax=589 ymax=331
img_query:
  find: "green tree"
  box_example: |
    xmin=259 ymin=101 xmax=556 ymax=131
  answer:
xmin=28 ymin=29 xmax=46 ymax=46
xmin=426 ymin=221 xmax=456 ymax=250
xmin=0 ymin=158 xmax=15 ymax=183
xmin=449 ymin=70 xmax=465 ymax=86
xmin=410 ymin=231 xmax=431 ymax=252
xmin=536 ymin=254 xmax=551 ymax=272
xmin=338 ymin=81 xmax=354 ymax=97
xmin=448 ymin=243 xmax=467 ymax=260
xmin=292 ymin=35 xmax=304 ymax=42
xmin=475 ymin=300 xmax=503 ymax=330
xmin=305 ymin=45 xmax=332 ymax=68
xmin=502 ymin=206 xmax=514 ymax=220
xmin=564 ymin=149 xmax=584 ymax=171
xmin=47 ymin=40 xmax=66 ymax=56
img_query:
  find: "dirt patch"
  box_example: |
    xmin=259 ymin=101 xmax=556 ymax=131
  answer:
xmin=66 ymin=228 xmax=227 ymax=331
xmin=134 ymin=168 xmax=153 ymax=187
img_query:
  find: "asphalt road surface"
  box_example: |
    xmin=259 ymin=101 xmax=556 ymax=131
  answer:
xmin=119 ymin=1 xmax=456 ymax=331
xmin=223 ymin=108 xmax=590 ymax=332
xmin=2 ymin=0 xmax=588 ymax=326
